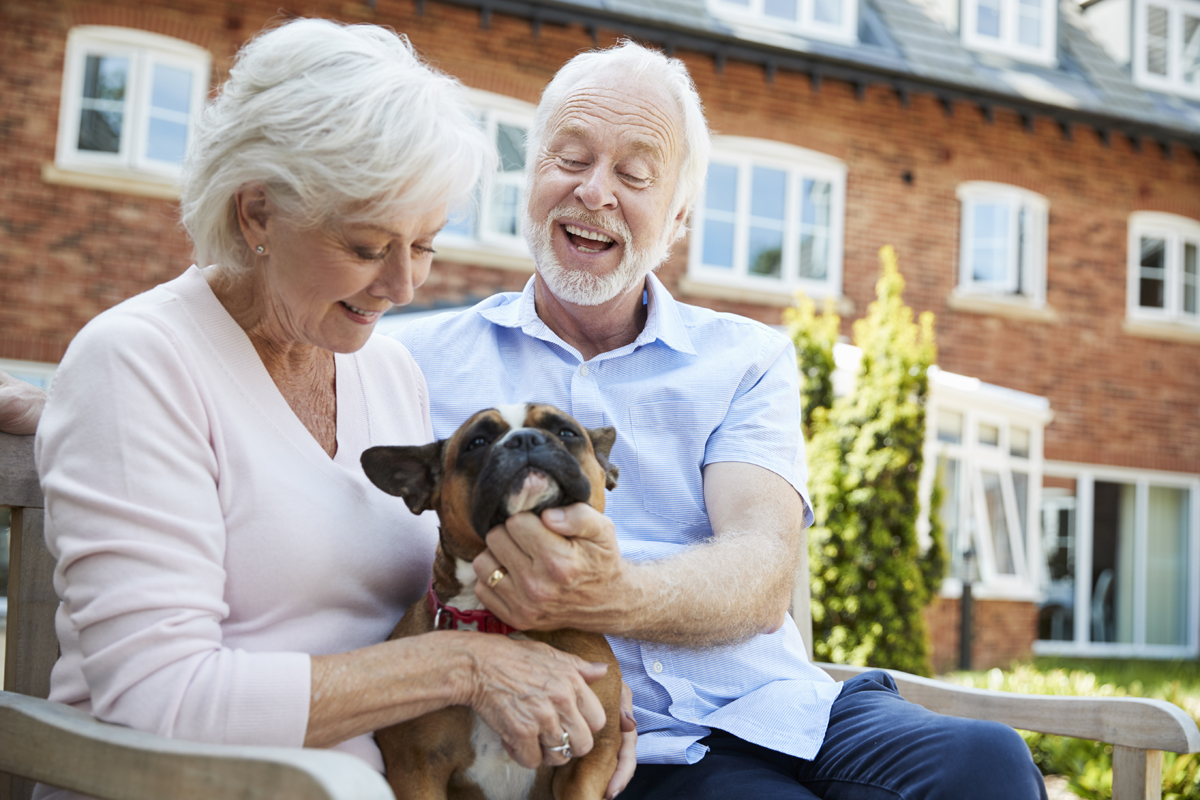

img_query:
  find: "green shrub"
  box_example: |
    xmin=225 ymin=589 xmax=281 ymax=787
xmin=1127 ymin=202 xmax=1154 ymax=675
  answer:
xmin=792 ymin=246 xmax=945 ymax=676
xmin=948 ymin=663 xmax=1200 ymax=799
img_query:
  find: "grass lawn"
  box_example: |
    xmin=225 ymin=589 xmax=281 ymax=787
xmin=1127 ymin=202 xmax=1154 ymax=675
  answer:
xmin=942 ymin=657 xmax=1200 ymax=799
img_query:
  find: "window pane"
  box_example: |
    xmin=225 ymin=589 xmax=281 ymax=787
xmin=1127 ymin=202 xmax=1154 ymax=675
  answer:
xmin=765 ymin=0 xmax=799 ymax=20
xmin=702 ymin=220 xmax=735 ymax=269
xmin=705 ymin=163 xmax=738 ymax=214
xmin=496 ymin=123 xmax=525 ymax=173
xmin=982 ymin=470 xmax=1016 ymax=575
xmin=1091 ymin=481 xmax=1135 ymax=644
xmin=971 ymin=202 xmax=1010 ymax=284
xmin=937 ymin=456 xmax=963 ymax=579
xmin=799 ymin=179 xmax=831 ymax=280
xmin=146 ymin=118 xmax=188 ymax=163
xmin=1139 ymin=236 xmax=1166 ymax=309
xmin=78 ymin=55 xmax=128 ymax=153
xmin=1146 ymin=486 xmax=1190 ymax=646
xmin=442 ymin=198 xmax=475 ymax=238
xmin=1013 ymin=471 xmax=1029 ymax=542
xmin=1018 ymin=0 xmax=1042 ymax=47
xmin=1184 ymin=14 xmax=1200 ymax=85
xmin=151 ymin=63 xmax=192 ymax=114
xmin=976 ymin=0 xmax=1002 ymax=38
xmin=1011 ymin=426 xmax=1031 ymax=457
xmin=750 ymin=167 xmax=786 ymax=220
xmin=813 ymin=0 xmax=842 ymax=25
xmin=937 ymin=409 xmax=963 ymax=444
xmin=979 ymin=422 xmax=999 ymax=446
xmin=486 ymin=182 xmax=522 ymax=237
xmin=748 ymin=226 xmax=783 ymax=277
xmin=1185 ymin=242 xmax=1198 ymax=315
xmin=1147 ymin=5 xmax=1170 ymax=76
xmin=1039 ymin=479 xmax=1077 ymax=641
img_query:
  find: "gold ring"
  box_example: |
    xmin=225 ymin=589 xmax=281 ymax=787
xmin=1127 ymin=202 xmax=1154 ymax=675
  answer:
xmin=487 ymin=568 xmax=507 ymax=589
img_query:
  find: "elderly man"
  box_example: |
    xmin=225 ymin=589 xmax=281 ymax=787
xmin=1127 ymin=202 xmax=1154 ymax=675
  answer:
xmin=396 ymin=39 xmax=1045 ymax=800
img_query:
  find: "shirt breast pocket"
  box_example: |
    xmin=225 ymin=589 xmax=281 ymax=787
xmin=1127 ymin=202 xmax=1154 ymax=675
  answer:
xmin=629 ymin=401 xmax=720 ymax=527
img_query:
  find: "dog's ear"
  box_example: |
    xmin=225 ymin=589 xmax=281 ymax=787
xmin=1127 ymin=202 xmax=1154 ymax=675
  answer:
xmin=586 ymin=426 xmax=620 ymax=491
xmin=361 ymin=441 xmax=446 ymax=514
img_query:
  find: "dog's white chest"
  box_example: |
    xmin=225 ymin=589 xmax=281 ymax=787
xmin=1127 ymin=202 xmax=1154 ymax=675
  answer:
xmin=464 ymin=713 xmax=538 ymax=800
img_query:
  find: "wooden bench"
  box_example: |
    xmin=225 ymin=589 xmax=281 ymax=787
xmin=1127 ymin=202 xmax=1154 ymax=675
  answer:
xmin=2 ymin=430 xmax=1198 ymax=799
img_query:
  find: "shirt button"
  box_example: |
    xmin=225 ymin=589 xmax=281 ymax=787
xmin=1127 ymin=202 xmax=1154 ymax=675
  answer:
xmin=652 ymin=661 xmax=663 ymax=674
xmin=580 ymin=364 xmax=590 ymax=377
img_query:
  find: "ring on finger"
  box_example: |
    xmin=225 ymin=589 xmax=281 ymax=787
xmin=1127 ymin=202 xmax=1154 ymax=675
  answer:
xmin=547 ymin=731 xmax=572 ymax=759
xmin=486 ymin=567 xmax=507 ymax=589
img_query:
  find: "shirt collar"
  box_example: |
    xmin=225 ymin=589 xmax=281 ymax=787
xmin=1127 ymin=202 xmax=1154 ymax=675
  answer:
xmin=478 ymin=272 xmax=697 ymax=358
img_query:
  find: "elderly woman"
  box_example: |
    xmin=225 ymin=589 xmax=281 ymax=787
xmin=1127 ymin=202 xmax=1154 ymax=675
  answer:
xmin=28 ymin=18 xmax=631 ymax=800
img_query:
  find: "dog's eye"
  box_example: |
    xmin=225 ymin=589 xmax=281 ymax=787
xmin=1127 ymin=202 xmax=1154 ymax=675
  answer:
xmin=465 ymin=436 xmax=489 ymax=451
xmin=558 ymin=428 xmax=578 ymax=439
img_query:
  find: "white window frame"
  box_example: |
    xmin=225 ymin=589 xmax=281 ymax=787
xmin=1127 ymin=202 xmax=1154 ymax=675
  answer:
xmin=920 ymin=367 xmax=1052 ymax=601
xmin=955 ymin=182 xmax=1049 ymax=308
xmin=1133 ymin=0 xmax=1200 ymax=99
xmin=961 ymin=0 xmax=1059 ymax=65
xmin=55 ymin=26 xmax=210 ymax=187
xmin=1126 ymin=211 xmax=1200 ymax=329
xmin=1033 ymin=463 xmax=1200 ymax=659
xmin=688 ymin=137 xmax=846 ymax=300
xmin=434 ymin=89 xmax=534 ymax=272
xmin=708 ymin=0 xmax=858 ymax=44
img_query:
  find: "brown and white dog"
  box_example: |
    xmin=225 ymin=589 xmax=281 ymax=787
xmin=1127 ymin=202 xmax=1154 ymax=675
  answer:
xmin=361 ymin=403 xmax=623 ymax=800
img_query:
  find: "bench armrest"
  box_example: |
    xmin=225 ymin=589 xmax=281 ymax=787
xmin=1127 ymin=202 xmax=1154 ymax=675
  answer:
xmin=0 ymin=691 xmax=395 ymax=800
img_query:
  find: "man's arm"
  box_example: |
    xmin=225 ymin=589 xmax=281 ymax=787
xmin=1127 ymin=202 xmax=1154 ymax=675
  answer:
xmin=0 ymin=371 xmax=47 ymax=435
xmin=474 ymin=460 xmax=807 ymax=648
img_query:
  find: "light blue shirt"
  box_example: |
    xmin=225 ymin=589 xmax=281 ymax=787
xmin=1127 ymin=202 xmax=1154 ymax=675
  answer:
xmin=392 ymin=273 xmax=840 ymax=764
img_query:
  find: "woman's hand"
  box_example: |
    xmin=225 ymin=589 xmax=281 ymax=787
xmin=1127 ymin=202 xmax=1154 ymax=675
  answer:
xmin=464 ymin=635 xmax=609 ymax=769
xmin=606 ymin=680 xmax=638 ymax=799
xmin=0 ymin=371 xmax=46 ymax=435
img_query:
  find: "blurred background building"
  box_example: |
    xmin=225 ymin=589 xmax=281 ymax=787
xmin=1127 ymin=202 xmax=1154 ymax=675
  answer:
xmin=1 ymin=0 xmax=1197 ymax=672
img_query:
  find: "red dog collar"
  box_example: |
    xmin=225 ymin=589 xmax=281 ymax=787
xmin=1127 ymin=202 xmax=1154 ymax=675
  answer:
xmin=427 ymin=582 xmax=519 ymax=635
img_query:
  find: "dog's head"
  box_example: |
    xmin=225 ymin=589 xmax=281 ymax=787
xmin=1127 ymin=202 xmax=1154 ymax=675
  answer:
xmin=362 ymin=403 xmax=619 ymax=560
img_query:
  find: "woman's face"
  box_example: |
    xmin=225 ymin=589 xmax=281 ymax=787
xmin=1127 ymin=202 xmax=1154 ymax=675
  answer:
xmin=253 ymin=203 xmax=447 ymax=354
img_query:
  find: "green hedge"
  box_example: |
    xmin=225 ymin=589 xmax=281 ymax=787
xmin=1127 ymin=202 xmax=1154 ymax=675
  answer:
xmin=949 ymin=663 xmax=1200 ymax=799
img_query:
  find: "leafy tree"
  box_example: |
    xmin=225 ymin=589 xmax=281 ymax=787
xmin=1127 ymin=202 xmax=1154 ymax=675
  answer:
xmin=782 ymin=295 xmax=839 ymax=440
xmin=789 ymin=246 xmax=946 ymax=676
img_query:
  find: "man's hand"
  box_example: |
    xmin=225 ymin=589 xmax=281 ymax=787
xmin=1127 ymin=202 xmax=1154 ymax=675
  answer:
xmin=473 ymin=503 xmax=626 ymax=632
xmin=0 ymin=371 xmax=46 ymax=435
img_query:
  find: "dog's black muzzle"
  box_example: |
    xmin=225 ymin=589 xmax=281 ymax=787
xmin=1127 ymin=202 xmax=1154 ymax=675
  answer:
xmin=471 ymin=429 xmax=593 ymax=538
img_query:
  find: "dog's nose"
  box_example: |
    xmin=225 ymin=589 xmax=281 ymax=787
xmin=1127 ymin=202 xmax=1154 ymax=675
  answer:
xmin=503 ymin=429 xmax=547 ymax=451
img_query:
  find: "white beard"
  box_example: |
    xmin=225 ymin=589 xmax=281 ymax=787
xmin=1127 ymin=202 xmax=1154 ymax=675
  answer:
xmin=524 ymin=203 xmax=674 ymax=307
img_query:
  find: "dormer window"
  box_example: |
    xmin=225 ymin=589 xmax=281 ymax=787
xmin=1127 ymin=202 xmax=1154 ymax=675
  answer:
xmin=962 ymin=0 xmax=1058 ymax=66
xmin=709 ymin=0 xmax=858 ymax=44
xmin=1134 ymin=0 xmax=1200 ymax=98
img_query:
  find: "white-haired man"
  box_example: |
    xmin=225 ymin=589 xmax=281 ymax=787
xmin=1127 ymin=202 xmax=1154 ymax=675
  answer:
xmin=397 ymin=41 xmax=1047 ymax=800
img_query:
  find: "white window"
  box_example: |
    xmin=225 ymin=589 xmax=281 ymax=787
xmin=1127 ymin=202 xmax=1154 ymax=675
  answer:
xmin=961 ymin=0 xmax=1058 ymax=65
xmin=1034 ymin=466 xmax=1198 ymax=658
xmin=955 ymin=182 xmax=1049 ymax=306
xmin=921 ymin=368 xmax=1052 ymax=599
xmin=55 ymin=27 xmax=210 ymax=186
xmin=1127 ymin=212 xmax=1200 ymax=327
xmin=688 ymin=137 xmax=846 ymax=299
xmin=435 ymin=90 xmax=533 ymax=267
xmin=1134 ymin=0 xmax=1200 ymax=98
xmin=708 ymin=0 xmax=858 ymax=44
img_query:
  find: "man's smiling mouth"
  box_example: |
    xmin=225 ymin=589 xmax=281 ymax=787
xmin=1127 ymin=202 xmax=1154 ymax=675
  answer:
xmin=563 ymin=223 xmax=616 ymax=253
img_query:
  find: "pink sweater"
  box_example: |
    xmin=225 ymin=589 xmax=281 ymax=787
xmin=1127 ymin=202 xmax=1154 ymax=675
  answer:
xmin=34 ymin=266 xmax=439 ymax=794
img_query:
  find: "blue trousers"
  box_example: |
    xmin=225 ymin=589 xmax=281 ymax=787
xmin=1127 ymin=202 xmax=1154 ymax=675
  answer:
xmin=621 ymin=671 xmax=1048 ymax=800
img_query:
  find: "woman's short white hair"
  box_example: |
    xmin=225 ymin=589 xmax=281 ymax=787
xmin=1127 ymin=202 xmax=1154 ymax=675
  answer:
xmin=526 ymin=40 xmax=710 ymax=222
xmin=181 ymin=18 xmax=493 ymax=272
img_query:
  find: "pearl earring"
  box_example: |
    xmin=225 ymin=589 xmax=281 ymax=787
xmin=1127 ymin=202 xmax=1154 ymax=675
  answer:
xmin=256 ymin=245 xmax=265 ymax=255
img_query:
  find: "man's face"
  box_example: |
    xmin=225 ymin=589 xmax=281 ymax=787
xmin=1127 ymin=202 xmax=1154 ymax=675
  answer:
xmin=524 ymin=74 xmax=685 ymax=306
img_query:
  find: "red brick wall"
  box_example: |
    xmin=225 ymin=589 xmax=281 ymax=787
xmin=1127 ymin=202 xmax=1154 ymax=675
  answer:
xmin=925 ymin=596 xmax=1039 ymax=674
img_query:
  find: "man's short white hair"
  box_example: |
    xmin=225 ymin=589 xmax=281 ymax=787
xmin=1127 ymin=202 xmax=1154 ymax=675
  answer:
xmin=181 ymin=18 xmax=493 ymax=273
xmin=526 ymin=39 xmax=711 ymax=224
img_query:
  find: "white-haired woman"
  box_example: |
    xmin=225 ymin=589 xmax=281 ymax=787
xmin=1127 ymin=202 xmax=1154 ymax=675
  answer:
xmin=32 ymin=18 xmax=633 ymax=800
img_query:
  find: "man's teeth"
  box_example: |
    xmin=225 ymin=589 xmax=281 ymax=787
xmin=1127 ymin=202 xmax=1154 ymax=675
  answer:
xmin=564 ymin=224 xmax=614 ymax=244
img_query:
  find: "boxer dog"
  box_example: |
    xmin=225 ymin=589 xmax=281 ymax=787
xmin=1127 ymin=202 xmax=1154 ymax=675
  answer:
xmin=361 ymin=403 xmax=622 ymax=800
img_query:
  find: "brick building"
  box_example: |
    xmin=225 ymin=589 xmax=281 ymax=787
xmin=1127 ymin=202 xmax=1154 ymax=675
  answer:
xmin=2 ymin=0 xmax=1198 ymax=673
